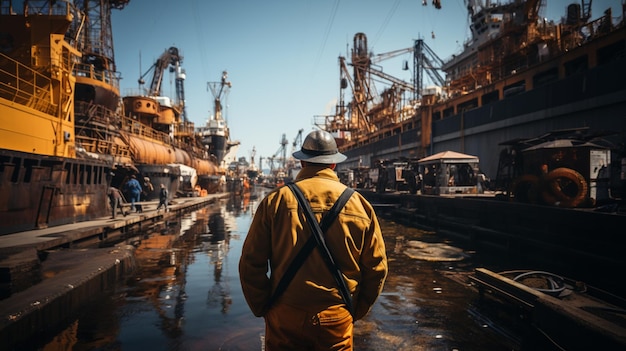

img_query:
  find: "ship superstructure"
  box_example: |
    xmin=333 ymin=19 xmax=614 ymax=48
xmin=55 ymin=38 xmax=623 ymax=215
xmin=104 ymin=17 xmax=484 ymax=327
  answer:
xmin=198 ymin=71 xmax=239 ymax=170
xmin=0 ymin=0 xmax=112 ymax=234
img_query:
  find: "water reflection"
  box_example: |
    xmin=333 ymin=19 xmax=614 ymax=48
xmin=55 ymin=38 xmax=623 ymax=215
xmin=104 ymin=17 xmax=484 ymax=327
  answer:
xmin=205 ymin=210 xmax=232 ymax=314
xmin=38 ymin=189 xmax=524 ymax=350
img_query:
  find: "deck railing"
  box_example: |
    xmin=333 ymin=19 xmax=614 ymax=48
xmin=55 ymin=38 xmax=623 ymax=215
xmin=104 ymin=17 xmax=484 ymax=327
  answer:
xmin=0 ymin=52 xmax=56 ymax=116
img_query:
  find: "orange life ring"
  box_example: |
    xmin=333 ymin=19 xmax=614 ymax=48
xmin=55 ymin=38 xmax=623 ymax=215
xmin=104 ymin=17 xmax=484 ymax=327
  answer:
xmin=542 ymin=167 xmax=587 ymax=208
xmin=509 ymin=174 xmax=539 ymax=203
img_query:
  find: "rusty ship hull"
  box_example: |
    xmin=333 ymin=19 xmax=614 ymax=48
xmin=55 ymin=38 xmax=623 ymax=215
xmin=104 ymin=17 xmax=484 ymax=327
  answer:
xmin=0 ymin=1 xmax=111 ymax=235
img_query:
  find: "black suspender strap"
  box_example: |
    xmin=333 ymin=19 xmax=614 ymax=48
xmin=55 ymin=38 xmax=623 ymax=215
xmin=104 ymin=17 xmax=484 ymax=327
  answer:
xmin=267 ymin=182 xmax=355 ymax=315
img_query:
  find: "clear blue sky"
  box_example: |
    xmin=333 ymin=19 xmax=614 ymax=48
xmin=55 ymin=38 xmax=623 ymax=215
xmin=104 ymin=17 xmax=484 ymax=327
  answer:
xmin=111 ymin=0 xmax=620 ymax=167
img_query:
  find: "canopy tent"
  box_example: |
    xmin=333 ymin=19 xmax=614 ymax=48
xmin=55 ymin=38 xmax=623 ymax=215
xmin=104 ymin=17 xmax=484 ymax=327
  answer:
xmin=418 ymin=151 xmax=480 ymax=164
xmin=418 ymin=151 xmax=481 ymax=195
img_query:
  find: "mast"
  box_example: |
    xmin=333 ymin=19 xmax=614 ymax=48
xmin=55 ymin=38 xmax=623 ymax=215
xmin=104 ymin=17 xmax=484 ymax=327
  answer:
xmin=207 ymin=71 xmax=232 ymax=122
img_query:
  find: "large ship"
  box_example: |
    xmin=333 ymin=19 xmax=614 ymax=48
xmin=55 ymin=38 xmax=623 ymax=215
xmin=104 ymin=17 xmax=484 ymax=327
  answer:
xmin=0 ymin=0 xmax=222 ymax=235
xmin=196 ymin=71 xmax=240 ymax=192
xmin=322 ymin=0 xmax=626 ymax=202
xmin=69 ymin=1 xmax=219 ymax=200
xmin=121 ymin=46 xmax=218 ymax=198
xmin=0 ymin=0 xmax=113 ymax=234
xmin=197 ymin=71 xmax=239 ymax=171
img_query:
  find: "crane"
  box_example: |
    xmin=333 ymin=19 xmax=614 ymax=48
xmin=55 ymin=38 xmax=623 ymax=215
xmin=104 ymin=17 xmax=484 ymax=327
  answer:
xmin=207 ymin=71 xmax=232 ymax=122
xmin=327 ymin=33 xmax=445 ymax=140
xmin=138 ymin=47 xmax=183 ymax=97
xmin=276 ymin=133 xmax=289 ymax=171
xmin=137 ymin=47 xmax=188 ymax=122
xmin=413 ymin=39 xmax=446 ymax=101
xmin=291 ymin=129 xmax=304 ymax=155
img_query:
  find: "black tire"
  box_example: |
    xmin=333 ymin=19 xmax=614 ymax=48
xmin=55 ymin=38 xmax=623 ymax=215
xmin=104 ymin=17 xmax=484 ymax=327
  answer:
xmin=543 ymin=167 xmax=587 ymax=208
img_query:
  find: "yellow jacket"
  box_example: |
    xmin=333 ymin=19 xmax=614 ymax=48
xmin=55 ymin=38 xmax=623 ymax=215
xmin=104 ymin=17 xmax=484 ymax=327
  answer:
xmin=239 ymin=165 xmax=388 ymax=320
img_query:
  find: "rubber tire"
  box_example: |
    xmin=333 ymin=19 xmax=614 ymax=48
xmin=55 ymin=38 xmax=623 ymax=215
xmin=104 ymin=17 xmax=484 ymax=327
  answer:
xmin=543 ymin=167 xmax=587 ymax=208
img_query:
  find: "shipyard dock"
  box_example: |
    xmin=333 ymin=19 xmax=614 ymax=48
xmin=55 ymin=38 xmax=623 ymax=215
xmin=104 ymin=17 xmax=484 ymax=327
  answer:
xmin=0 ymin=194 xmax=227 ymax=348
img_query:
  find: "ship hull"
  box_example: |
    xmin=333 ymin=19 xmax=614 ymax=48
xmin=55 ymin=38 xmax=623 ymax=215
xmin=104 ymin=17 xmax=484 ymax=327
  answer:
xmin=203 ymin=134 xmax=227 ymax=166
xmin=0 ymin=149 xmax=110 ymax=235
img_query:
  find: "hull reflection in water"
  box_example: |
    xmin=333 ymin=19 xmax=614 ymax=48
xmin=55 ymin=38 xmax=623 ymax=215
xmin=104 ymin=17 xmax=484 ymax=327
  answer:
xmin=40 ymin=189 xmax=530 ymax=350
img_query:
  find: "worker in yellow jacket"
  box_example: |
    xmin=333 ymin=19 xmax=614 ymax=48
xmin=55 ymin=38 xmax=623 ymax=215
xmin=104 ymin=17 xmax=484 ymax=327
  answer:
xmin=239 ymin=130 xmax=388 ymax=351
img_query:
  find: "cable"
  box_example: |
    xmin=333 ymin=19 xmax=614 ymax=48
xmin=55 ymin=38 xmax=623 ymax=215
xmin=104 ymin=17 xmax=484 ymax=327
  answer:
xmin=313 ymin=0 xmax=341 ymax=72
xmin=512 ymin=270 xmax=566 ymax=296
xmin=372 ymin=0 xmax=401 ymax=49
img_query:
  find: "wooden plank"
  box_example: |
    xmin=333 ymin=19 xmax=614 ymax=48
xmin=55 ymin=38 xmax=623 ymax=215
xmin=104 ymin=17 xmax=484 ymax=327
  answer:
xmin=471 ymin=268 xmax=626 ymax=349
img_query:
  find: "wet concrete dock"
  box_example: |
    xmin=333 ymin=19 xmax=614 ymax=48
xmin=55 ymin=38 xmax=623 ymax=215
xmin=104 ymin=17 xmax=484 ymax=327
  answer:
xmin=0 ymin=194 xmax=227 ymax=347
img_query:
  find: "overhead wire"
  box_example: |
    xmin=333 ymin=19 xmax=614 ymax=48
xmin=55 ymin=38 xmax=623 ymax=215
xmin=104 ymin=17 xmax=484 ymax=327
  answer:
xmin=371 ymin=0 xmax=401 ymax=49
xmin=313 ymin=0 xmax=341 ymax=74
xmin=190 ymin=0 xmax=217 ymax=121
xmin=191 ymin=0 xmax=209 ymax=83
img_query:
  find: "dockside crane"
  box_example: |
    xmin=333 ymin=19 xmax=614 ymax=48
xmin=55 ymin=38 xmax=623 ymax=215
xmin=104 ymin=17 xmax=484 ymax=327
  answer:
xmin=277 ymin=133 xmax=289 ymax=171
xmin=291 ymin=129 xmax=304 ymax=155
xmin=327 ymin=32 xmax=445 ymax=141
xmin=138 ymin=47 xmax=183 ymax=97
xmin=413 ymin=39 xmax=446 ymax=101
xmin=137 ymin=46 xmax=188 ymax=121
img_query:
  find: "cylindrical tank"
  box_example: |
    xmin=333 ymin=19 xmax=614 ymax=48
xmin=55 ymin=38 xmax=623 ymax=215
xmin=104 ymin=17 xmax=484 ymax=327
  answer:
xmin=173 ymin=148 xmax=192 ymax=165
xmin=127 ymin=135 xmax=176 ymax=164
xmin=192 ymin=158 xmax=218 ymax=176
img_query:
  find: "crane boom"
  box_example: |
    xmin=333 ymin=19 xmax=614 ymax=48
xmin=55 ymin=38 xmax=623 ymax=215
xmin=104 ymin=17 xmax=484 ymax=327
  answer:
xmin=139 ymin=47 xmax=182 ymax=97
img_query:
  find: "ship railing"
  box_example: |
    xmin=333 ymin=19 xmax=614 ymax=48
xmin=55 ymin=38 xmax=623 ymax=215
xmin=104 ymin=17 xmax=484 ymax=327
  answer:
xmin=75 ymin=134 xmax=131 ymax=159
xmin=74 ymin=101 xmax=132 ymax=158
xmin=74 ymin=63 xmax=120 ymax=89
xmin=562 ymin=14 xmax=618 ymax=52
xmin=120 ymin=114 xmax=172 ymax=145
xmin=174 ymin=122 xmax=197 ymax=136
xmin=0 ymin=52 xmax=57 ymax=116
xmin=75 ymin=100 xmax=120 ymax=128
xmin=1 ymin=0 xmax=73 ymax=16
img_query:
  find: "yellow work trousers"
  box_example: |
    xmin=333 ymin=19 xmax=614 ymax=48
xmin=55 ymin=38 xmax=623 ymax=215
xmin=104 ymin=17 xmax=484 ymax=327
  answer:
xmin=264 ymin=303 xmax=353 ymax=351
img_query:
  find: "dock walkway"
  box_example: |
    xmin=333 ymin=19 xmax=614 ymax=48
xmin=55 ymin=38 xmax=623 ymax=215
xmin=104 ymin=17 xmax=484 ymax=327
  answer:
xmin=0 ymin=194 xmax=227 ymax=348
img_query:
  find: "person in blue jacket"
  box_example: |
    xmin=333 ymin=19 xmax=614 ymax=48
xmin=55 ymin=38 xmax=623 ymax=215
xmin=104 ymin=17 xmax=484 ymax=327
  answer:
xmin=124 ymin=175 xmax=142 ymax=213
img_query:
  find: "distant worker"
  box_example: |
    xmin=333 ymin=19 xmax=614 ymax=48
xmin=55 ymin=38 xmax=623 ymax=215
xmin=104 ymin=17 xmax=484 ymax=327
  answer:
xmin=156 ymin=184 xmax=169 ymax=213
xmin=124 ymin=175 xmax=142 ymax=213
xmin=142 ymin=177 xmax=154 ymax=199
xmin=239 ymin=130 xmax=388 ymax=351
xmin=219 ymin=174 xmax=226 ymax=192
xmin=107 ymin=186 xmax=127 ymax=219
